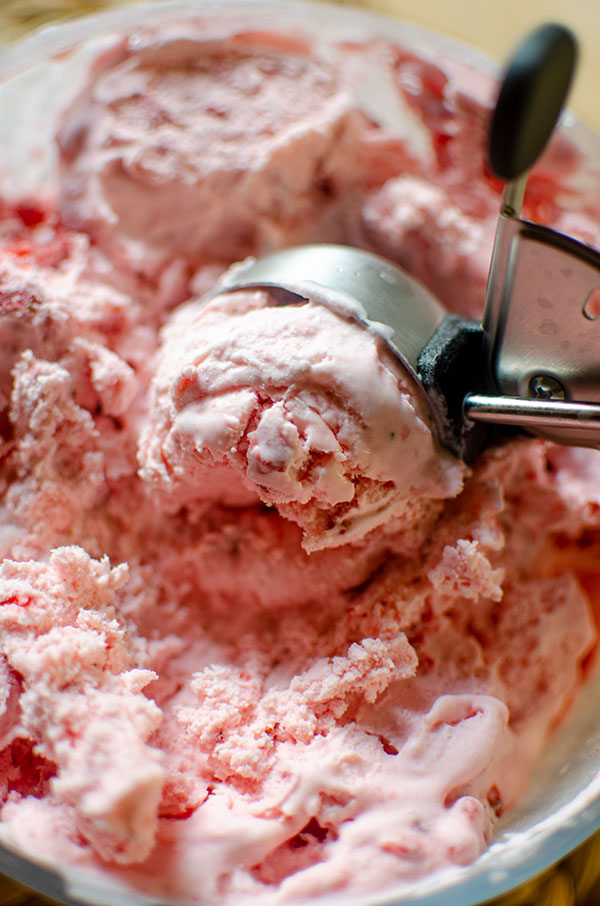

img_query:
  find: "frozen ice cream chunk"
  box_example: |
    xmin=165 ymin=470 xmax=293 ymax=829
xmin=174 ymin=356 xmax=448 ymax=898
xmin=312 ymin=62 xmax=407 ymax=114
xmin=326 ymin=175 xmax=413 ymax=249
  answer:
xmin=0 ymin=252 xmax=141 ymax=553
xmin=0 ymin=547 xmax=164 ymax=863
xmin=139 ymin=287 xmax=465 ymax=551
xmin=0 ymin=221 xmax=139 ymax=415
xmin=58 ymin=31 xmax=370 ymax=280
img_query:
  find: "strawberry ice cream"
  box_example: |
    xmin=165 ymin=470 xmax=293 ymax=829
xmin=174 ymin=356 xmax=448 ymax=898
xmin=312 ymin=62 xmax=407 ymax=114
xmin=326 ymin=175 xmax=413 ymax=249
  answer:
xmin=0 ymin=13 xmax=600 ymax=906
xmin=138 ymin=286 xmax=465 ymax=551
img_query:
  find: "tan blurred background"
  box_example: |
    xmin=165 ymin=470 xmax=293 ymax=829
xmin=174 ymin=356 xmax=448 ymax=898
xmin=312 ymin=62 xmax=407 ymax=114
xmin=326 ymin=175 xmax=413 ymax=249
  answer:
xmin=0 ymin=0 xmax=599 ymax=131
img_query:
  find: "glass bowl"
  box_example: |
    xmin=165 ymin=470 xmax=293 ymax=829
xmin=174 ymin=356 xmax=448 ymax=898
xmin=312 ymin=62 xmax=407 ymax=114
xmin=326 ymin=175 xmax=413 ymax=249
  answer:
xmin=1 ymin=3 xmax=600 ymax=906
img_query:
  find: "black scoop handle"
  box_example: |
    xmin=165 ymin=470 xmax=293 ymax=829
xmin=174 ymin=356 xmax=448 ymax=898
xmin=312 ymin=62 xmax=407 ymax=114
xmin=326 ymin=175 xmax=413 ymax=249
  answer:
xmin=488 ymin=23 xmax=578 ymax=181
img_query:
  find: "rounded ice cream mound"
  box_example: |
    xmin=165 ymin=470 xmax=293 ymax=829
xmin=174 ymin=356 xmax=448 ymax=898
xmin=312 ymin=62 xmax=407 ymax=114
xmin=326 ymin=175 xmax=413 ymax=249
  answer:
xmin=139 ymin=285 xmax=466 ymax=551
xmin=58 ymin=29 xmax=370 ymax=280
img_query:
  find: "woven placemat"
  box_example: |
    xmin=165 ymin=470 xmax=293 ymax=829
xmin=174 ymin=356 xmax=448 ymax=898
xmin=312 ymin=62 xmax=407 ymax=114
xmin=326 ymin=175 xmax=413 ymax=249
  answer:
xmin=1 ymin=1 xmax=600 ymax=904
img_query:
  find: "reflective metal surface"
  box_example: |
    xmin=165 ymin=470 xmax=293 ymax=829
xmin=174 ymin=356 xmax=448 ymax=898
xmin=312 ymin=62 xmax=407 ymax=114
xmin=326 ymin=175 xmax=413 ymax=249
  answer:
xmin=479 ymin=203 xmax=600 ymax=446
xmin=463 ymin=393 xmax=600 ymax=431
xmin=218 ymin=245 xmax=447 ymax=379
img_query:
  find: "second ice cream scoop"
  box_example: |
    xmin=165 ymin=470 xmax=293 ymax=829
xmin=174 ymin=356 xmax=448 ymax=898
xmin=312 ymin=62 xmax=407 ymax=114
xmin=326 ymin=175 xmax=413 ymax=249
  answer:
xmin=217 ymin=23 xmax=600 ymax=463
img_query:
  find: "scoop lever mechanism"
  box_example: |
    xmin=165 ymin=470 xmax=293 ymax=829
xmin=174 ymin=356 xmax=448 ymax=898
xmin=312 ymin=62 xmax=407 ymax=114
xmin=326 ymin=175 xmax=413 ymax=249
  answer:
xmin=215 ymin=24 xmax=600 ymax=463
xmin=463 ymin=23 xmax=600 ymax=453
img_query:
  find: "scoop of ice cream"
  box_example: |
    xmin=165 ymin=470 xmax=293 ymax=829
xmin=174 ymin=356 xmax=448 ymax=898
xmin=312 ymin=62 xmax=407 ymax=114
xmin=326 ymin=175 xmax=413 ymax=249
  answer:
xmin=139 ymin=286 xmax=466 ymax=551
xmin=57 ymin=30 xmax=375 ymax=281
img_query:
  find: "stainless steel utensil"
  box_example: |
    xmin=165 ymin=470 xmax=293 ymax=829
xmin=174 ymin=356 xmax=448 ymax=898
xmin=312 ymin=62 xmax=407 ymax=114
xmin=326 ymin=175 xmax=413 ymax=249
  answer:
xmin=217 ymin=24 xmax=600 ymax=462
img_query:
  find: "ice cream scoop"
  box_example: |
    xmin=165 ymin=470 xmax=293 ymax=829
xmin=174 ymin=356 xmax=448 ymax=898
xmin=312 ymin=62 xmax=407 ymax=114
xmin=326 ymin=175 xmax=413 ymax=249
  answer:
xmin=217 ymin=23 xmax=600 ymax=463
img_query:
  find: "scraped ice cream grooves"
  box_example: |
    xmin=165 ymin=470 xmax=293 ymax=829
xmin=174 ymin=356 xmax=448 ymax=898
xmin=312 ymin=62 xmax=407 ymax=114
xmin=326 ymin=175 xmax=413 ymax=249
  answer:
xmin=1 ymin=3 xmax=600 ymax=905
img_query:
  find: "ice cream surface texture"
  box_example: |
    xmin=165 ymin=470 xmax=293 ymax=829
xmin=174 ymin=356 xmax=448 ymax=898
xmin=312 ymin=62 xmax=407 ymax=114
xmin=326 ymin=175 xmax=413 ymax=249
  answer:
xmin=1 ymin=13 xmax=600 ymax=905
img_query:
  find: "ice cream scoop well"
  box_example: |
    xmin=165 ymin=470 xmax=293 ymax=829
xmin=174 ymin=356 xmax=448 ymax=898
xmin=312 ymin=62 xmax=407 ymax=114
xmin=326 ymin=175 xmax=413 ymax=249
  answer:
xmin=217 ymin=23 xmax=600 ymax=463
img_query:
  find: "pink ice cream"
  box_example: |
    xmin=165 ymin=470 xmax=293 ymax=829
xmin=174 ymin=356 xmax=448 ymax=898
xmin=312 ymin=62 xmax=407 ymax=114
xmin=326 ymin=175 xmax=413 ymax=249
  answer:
xmin=138 ymin=287 xmax=464 ymax=551
xmin=1 ymin=18 xmax=600 ymax=906
xmin=57 ymin=28 xmax=373 ymax=284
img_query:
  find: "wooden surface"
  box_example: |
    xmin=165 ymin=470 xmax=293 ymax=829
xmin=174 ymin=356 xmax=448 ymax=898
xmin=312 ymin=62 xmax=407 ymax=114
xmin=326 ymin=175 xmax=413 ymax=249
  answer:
xmin=0 ymin=1 xmax=599 ymax=905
